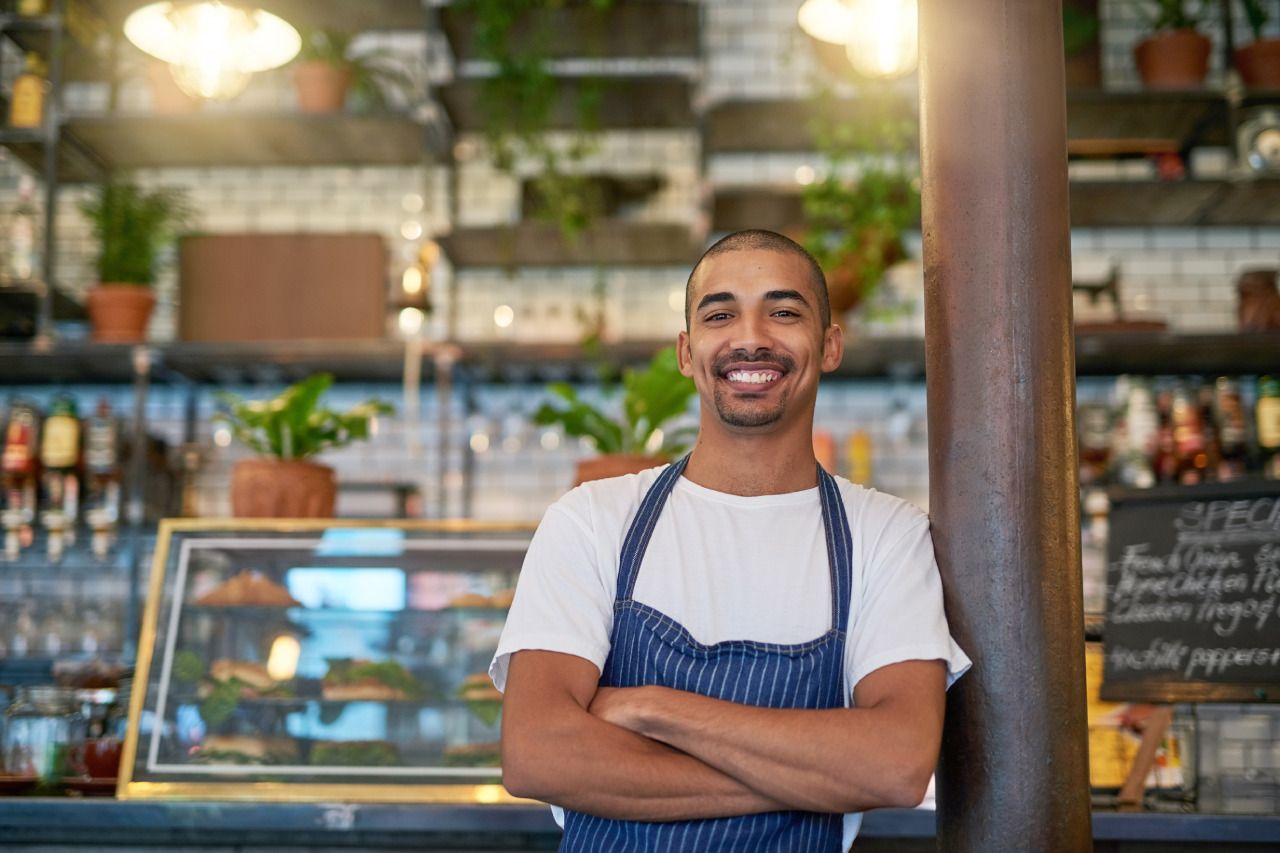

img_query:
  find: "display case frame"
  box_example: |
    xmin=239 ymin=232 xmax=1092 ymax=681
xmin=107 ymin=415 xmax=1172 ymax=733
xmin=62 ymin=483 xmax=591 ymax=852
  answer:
xmin=119 ymin=518 xmax=535 ymax=803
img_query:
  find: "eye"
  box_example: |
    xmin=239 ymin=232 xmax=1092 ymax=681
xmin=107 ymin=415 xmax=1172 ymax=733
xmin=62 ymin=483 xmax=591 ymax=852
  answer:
xmin=772 ymin=308 xmax=801 ymax=318
xmin=703 ymin=311 xmax=732 ymax=322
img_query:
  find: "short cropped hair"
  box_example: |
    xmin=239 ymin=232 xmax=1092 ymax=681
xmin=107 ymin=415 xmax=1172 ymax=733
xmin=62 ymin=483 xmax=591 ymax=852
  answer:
xmin=685 ymin=229 xmax=830 ymax=330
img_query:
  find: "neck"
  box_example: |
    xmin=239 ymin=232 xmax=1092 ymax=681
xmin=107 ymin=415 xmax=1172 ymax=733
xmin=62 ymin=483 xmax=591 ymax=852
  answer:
xmin=682 ymin=421 xmax=820 ymax=497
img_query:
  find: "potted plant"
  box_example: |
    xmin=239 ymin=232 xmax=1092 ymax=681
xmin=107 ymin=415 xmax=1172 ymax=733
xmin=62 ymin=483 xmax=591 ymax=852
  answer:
xmin=1063 ymin=1 xmax=1103 ymax=89
xmin=1236 ymin=0 xmax=1280 ymax=88
xmin=215 ymin=373 xmax=394 ymax=518
xmin=290 ymin=28 xmax=418 ymax=114
xmin=532 ymin=346 xmax=698 ymax=485
xmin=798 ymin=86 xmax=920 ymax=316
xmin=80 ymin=180 xmax=190 ymax=342
xmin=1133 ymin=0 xmax=1212 ymax=89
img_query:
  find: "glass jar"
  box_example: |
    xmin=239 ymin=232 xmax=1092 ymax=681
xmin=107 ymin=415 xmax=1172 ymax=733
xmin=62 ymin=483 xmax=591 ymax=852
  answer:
xmin=2 ymin=686 xmax=86 ymax=781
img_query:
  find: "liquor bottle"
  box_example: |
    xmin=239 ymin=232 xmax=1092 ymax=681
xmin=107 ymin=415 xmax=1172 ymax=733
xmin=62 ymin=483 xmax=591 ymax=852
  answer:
xmin=1259 ymin=375 xmax=1280 ymax=480
xmin=1214 ymin=377 xmax=1248 ymax=481
xmin=1152 ymin=384 xmax=1179 ymax=485
xmin=40 ymin=394 xmax=81 ymax=544
xmin=1120 ymin=379 xmax=1158 ymax=489
xmin=1 ymin=399 xmax=41 ymax=546
xmin=1170 ymin=382 xmax=1208 ymax=485
xmin=8 ymin=53 xmax=47 ymax=129
xmin=83 ymin=397 xmax=121 ymax=523
xmin=7 ymin=175 xmax=40 ymax=283
xmin=1197 ymin=379 xmax=1222 ymax=480
xmin=845 ymin=429 xmax=874 ymax=486
xmin=1077 ymin=402 xmax=1112 ymax=486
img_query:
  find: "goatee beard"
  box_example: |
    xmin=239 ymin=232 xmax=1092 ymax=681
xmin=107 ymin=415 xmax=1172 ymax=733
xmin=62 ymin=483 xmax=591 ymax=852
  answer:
xmin=712 ymin=349 xmax=793 ymax=428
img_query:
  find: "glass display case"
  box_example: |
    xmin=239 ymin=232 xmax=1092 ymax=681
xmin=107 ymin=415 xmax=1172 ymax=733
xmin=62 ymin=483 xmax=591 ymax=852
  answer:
xmin=119 ymin=519 xmax=533 ymax=802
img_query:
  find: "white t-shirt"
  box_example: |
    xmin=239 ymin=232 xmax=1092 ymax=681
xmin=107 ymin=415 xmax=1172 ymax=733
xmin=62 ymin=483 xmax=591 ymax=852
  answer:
xmin=490 ymin=465 xmax=971 ymax=850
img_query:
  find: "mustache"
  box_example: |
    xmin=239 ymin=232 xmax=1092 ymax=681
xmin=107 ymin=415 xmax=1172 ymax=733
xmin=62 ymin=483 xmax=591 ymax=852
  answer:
xmin=713 ymin=350 xmax=795 ymax=373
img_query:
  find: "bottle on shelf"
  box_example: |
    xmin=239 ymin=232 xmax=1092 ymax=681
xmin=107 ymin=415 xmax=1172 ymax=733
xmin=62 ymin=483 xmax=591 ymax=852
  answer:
xmin=6 ymin=175 xmax=41 ymax=283
xmin=84 ymin=397 xmax=121 ymax=559
xmin=1214 ymin=377 xmax=1248 ymax=482
xmin=1258 ymin=375 xmax=1280 ymax=480
xmin=1 ymin=399 xmax=41 ymax=553
xmin=1170 ymin=382 xmax=1208 ymax=485
xmin=39 ymin=393 xmax=81 ymax=556
xmin=7 ymin=52 xmax=47 ymax=129
xmin=1120 ymin=378 xmax=1158 ymax=489
xmin=845 ymin=429 xmax=874 ymax=487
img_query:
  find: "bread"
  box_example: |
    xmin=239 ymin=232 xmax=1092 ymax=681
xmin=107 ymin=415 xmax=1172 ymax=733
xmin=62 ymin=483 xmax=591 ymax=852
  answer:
xmin=446 ymin=592 xmax=492 ymax=608
xmin=197 ymin=734 xmax=298 ymax=764
xmin=321 ymin=680 xmax=411 ymax=701
xmin=490 ymin=588 xmax=516 ymax=609
xmin=196 ymin=570 xmax=301 ymax=608
xmin=210 ymin=659 xmax=275 ymax=692
xmin=458 ymin=672 xmax=502 ymax=703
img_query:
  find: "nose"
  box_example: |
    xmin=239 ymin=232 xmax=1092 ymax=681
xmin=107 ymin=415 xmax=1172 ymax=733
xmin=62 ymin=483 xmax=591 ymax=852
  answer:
xmin=729 ymin=312 xmax=775 ymax=353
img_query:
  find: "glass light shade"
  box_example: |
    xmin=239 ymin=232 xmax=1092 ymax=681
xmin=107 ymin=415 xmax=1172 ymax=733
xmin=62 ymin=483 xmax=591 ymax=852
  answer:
xmin=124 ymin=1 xmax=300 ymax=100
xmin=797 ymin=0 xmax=854 ymax=45
xmin=845 ymin=0 xmax=918 ymax=79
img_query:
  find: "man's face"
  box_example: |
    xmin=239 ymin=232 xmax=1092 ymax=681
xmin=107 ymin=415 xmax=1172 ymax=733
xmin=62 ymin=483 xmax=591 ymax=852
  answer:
xmin=678 ymin=248 xmax=843 ymax=433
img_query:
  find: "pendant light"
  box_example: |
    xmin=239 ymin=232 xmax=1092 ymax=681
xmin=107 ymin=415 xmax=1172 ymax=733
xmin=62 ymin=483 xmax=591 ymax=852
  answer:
xmin=124 ymin=1 xmax=301 ymax=100
xmin=797 ymin=0 xmax=919 ymax=80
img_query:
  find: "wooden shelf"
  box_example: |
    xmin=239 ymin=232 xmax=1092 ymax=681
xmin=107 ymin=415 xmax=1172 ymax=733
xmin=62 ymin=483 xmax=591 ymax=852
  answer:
xmin=440 ymin=1 xmax=699 ymax=62
xmin=6 ymin=113 xmax=427 ymax=181
xmin=710 ymin=180 xmax=1280 ymax=230
xmin=439 ymin=222 xmax=700 ymax=268
xmin=2 ymin=333 xmax=1276 ymax=385
xmin=438 ymin=76 xmax=694 ymax=132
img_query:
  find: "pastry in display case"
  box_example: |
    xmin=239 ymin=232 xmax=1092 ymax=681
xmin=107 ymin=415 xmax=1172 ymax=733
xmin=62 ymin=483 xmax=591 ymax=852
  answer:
xmin=118 ymin=519 xmax=533 ymax=802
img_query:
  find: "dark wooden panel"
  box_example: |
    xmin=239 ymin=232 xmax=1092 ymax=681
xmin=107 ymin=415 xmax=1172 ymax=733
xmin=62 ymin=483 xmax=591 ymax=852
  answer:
xmin=439 ymin=77 xmax=694 ymax=131
xmin=61 ymin=113 xmax=426 ymax=171
xmin=440 ymin=222 xmax=700 ymax=267
xmin=440 ymin=2 xmax=699 ymax=61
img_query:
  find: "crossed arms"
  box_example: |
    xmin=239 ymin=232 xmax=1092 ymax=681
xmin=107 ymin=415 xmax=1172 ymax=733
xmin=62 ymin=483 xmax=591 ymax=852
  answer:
xmin=499 ymin=650 xmax=946 ymax=821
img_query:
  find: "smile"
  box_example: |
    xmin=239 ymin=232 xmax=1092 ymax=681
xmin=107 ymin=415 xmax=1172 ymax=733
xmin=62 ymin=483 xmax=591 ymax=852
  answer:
xmin=724 ymin=370 xmax=781 ymax=385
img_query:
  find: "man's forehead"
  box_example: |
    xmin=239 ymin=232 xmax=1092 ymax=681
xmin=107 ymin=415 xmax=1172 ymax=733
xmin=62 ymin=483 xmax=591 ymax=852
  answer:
xmin=693 ymin=248 xmax=816 ymax=298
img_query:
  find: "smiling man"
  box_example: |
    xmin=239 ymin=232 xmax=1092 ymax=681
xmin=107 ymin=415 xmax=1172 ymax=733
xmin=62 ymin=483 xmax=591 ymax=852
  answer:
xmin=492 ymin=229 xmax=970 ymax=851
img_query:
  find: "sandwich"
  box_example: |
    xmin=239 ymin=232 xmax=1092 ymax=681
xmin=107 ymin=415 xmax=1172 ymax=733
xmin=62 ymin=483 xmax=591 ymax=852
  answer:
xmin=321 ymin=658 xmax=425 ymax=702
xmin=204 ymin=659 xmax=294 ymax=699
xmin=310 ymin=740 xmax=400 ymax=767
xmin=442 ymin=742 xmax=501 ymax=768
xmin=195 ymin=570 xmax=301 ymax=608
xmin=457 ymin=672 xmax=502 ymax=726
xmin=194 ymin=734 xmax=299 ymax=766
xmin=445 ymin=592 xmax=492 ymax=608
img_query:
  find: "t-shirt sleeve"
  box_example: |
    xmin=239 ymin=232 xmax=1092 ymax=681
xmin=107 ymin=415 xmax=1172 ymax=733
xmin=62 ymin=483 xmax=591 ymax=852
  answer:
xmin=846 ymin=508 xmax=971 ymax=697
xmin=489 ymin=499 xmax=615 ymax=693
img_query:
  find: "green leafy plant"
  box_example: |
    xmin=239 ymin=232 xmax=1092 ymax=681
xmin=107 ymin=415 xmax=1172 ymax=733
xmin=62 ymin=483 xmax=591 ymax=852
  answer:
xmin=79 ymin=180 xmax=190 ymax=286
xmin=1063 ymin=5 xmax=1101 ymax=56
xmin=295 ymin=27 xmax=419 ymax=112
xmin=801 ymin=85 xmax=920 ymax=313
xmin=460 ymin=0 xmax=614 ymax=240
xmin=532 ymin=346 xmax=697 ymax=457
xmin=214 ymin=373 xmax=394 ymax=460
xmin=1238 ymin=0 xmax=1273 ymax=41
xmin=1136 ymin=0 xmax=1209 ymax=31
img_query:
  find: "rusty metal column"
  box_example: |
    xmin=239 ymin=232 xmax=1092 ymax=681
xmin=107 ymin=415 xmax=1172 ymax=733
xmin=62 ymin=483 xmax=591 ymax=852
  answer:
xmin=918 ymin=1 xmax=1092 ymax=850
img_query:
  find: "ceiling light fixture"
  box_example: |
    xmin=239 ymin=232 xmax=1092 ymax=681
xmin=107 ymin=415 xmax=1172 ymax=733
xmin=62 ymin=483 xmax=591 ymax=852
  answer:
xmin=124 ymin=1 xmax=301 ymax=101
xmin=797 ymin=0 xmax=919 ymax=80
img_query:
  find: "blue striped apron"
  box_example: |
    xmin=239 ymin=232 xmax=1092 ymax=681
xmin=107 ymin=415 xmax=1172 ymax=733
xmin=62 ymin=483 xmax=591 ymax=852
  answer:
xmin=560 ymin=455 xmax=853 ymax=852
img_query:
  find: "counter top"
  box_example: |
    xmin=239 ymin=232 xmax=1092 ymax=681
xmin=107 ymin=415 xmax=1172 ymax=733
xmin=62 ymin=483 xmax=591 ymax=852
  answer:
xmin=1 ymin=799 xmax=1278 ymax=849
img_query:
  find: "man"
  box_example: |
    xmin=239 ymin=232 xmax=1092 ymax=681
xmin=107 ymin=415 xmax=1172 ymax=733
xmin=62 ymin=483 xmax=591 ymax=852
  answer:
xmin=491 ymin=229 xmax=969 ymax=851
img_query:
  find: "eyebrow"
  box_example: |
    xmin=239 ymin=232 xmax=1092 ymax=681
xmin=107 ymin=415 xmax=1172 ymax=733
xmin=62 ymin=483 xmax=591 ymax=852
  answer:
xmin=695 ymin=289 xmax=811 ymax=312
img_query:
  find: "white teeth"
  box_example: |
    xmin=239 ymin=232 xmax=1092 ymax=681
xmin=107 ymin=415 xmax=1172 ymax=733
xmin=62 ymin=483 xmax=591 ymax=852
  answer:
xmin=727 ymin=370 xmax=777 ymax=384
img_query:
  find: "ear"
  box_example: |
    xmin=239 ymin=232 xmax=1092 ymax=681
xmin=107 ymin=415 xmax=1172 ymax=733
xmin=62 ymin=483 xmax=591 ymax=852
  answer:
xmin=821 ymin=323 xmax=844 ymax=373
xmin=677 ymin=330 xmax=694 ymax=377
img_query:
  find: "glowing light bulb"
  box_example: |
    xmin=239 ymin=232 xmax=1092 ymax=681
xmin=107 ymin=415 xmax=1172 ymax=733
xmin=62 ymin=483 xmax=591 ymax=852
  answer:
xmin=798 ymin=0 xmax=854 ymax=45
xmin=845 ymin=0 xmax=918 ymax=79
xmin=266 ymin=634 xmax=301 ymax=681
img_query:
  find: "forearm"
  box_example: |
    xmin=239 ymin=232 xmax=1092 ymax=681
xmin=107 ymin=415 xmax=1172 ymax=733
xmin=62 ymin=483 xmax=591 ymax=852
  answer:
xmin=503 ymin=706 xmax=788 ymax=821
xmin=627 ymin=689 xmax=936 ymax=813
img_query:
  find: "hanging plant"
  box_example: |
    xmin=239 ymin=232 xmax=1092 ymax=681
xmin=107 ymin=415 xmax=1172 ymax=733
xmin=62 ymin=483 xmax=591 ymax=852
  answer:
xmin=459 ymin=0 xmax=615 ymax=241
xmin=800 ymin=84 xmax=920 ymax=316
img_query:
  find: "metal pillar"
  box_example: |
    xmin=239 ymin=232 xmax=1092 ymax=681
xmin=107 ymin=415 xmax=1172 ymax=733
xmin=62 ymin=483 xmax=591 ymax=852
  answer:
xmin=919 ymin=1 xmax=1093 ymax=850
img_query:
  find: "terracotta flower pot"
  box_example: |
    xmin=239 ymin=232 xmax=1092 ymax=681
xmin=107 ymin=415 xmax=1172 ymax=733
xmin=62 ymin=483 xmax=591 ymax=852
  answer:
xmin=292 ymin=62 xmax=353 ymax=113
xmin=573 ymin=454 xmax=666 ymax=486
xmin=86 ymin=284 xmax=155 ymax=343
xmin=230 ymin=458 xmax=337 ymax=518
xmin=1134 ymin=29 xmax=1211 ymax=89
xmin=1235 ymin=38 xmax=1280 ymax=89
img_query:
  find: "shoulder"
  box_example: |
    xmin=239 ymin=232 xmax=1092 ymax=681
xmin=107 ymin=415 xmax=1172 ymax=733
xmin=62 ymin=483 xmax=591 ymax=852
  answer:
xmin=543 ymin=463 xmax=672 ymax=535
xmin=831 ymin=475 xmax=931 ymax=551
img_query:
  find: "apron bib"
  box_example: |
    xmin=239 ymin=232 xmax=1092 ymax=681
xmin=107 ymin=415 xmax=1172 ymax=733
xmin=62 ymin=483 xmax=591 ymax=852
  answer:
xmin=560 ymin=456 xmax=854 ymax=852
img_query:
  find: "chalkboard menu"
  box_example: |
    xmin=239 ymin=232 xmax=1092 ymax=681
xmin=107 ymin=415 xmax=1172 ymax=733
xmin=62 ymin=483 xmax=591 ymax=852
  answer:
xmin=1102 ymin=481 xmax=1280 ymax=703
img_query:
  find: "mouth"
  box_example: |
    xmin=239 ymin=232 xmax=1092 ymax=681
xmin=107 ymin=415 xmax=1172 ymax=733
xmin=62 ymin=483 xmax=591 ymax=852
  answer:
xmin=718 ymin=362 xmax=787 ymax=392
